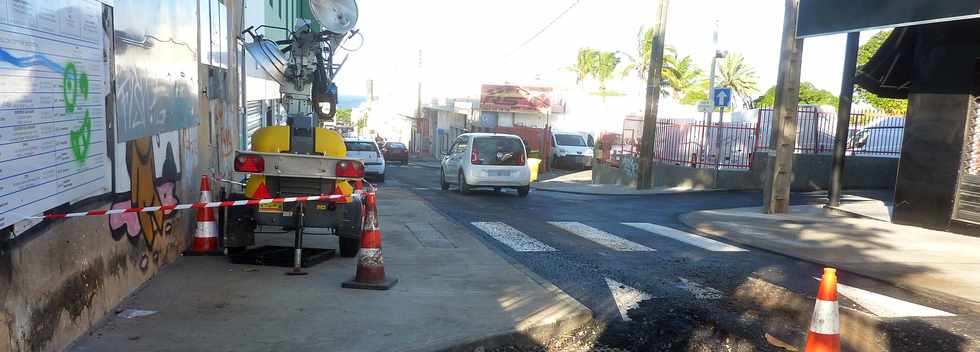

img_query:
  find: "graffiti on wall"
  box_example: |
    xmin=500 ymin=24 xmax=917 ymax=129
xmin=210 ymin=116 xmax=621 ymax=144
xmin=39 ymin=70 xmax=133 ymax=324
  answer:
xmin=108 ymin=132 xmax=182 ymax=271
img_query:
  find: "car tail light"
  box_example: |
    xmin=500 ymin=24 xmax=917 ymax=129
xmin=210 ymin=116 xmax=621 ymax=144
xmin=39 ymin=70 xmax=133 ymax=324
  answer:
xmin=336 ymin=160 xmax=365 ymax=178
xmin=516 ymin=153 xmax=526 ymax=166
xmin=471 ymin=150 xmax=481 ymax=165
xmin=234 ymin=155 xmax=265 ymax=172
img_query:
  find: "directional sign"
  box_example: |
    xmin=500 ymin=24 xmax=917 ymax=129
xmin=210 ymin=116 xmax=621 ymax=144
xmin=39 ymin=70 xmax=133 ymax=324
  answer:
xmin=712 ymin=87 xmax=732 ymax=108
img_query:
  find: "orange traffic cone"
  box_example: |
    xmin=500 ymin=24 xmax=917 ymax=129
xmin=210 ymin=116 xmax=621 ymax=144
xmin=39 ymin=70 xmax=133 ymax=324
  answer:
xmin=342 ymin=190 xmax=398 ymax=290
xmin=805 ymin=268 xmax=841 ymax=352
xmin=186 ymin=175 xmax=220 ymax=255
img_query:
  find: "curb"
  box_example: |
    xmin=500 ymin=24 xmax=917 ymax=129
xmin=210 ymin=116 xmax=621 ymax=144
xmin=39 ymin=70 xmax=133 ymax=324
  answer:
xmin=409 ymin=162 xmax=441 ymax=169
xmin=530 ymin=184 xmax=731 ymax=196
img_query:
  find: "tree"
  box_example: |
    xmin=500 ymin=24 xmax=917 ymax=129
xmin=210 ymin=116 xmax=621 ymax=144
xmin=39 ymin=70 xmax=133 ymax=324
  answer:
xmin=621 ymin=28 xmax=706 ymax=100
xmin=662 ymin=51 xmax=704 ymax=100
xmin=335 ymin=108 xmax=352 ymax=125
xmin=569 ymin=48 xmax=599 ymax=86
xmin=716 ymin=53 xmax=759 ymax=108
xmin=591 ymin=51 xmax=620 ymax=97
xmin=855 ymin=30 xmax=907 ymax=114
xmin=754 ymin=82 xmax=839 ymax=108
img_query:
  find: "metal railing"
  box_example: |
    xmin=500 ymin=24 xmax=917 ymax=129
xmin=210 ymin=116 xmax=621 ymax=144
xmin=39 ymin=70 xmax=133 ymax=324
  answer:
xmin=594 ymin=108 xmax=905 ymax=171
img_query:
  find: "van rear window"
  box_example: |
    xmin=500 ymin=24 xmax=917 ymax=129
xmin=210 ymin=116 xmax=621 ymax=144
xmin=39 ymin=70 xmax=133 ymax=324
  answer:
xmin=473 ymin=137 xmax=525 ymax=166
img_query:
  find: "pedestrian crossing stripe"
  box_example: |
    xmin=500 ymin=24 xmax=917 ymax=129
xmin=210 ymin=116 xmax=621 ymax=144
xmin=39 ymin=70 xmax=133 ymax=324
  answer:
xmin=547 ymin=221 xmax=654 ymax=251
xmin=622 ymin=222 xmax=748 ymax=252
xmin=471 ymin=222 xmax=557 ymax=252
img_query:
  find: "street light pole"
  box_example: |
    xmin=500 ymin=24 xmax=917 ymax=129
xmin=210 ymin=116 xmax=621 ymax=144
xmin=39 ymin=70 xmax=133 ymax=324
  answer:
xmin=636 ymin=0 xmax=669 ymax=190
xmin=705 ymin=20 xmax=719 ymax=126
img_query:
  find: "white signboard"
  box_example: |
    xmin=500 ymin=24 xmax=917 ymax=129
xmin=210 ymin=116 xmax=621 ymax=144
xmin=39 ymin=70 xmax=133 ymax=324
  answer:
xmin=0 ymin=0 xmax=110 ymax=229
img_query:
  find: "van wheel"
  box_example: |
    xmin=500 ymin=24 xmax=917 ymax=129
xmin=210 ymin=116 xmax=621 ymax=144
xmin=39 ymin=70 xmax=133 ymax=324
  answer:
xmin=458 ymin=172 xmax=471 ymax=194
xmin=440 ymin=168 xmax=450 ymax=190
xmin=339 ymin=237 xmax=360 ymax=257
xmin=517 ymin=186 xmax=529 ymax=197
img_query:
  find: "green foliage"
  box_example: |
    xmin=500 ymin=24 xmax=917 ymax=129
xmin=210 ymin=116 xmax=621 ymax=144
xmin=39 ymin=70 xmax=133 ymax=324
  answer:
xmin=754 ymin=82 xmax=838 ymax=108
xmin=335 ymin=108 xmax=352 ymax=125
xmin=855 ymin=30 xmax=907 ymax=114
xmin=621 ymin=27 xmax=706 ymax=103
xmin=570 ymin=48 xmax=599 ymax=85
xmin=592 ymin=51 xmax=620 ymax=95
xmin=717 ymin=53 xmax=758 ymax=107
xmin=680 ymin=80 xmax=708 ymax=106
xmin=570 ymin=47 xmax=621 ymax=100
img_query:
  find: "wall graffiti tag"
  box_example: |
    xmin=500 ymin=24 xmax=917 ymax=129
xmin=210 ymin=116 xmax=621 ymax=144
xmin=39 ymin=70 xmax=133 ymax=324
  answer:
xmin=0 ymin=0 xmax=110 ymax=230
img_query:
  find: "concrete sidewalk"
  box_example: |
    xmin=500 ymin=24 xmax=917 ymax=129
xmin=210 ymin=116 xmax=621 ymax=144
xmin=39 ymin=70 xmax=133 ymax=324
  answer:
xmin=69 ymin=188 xmax=591 ymax=352
xmin=679 ymin=204 xmax=980 ymax=310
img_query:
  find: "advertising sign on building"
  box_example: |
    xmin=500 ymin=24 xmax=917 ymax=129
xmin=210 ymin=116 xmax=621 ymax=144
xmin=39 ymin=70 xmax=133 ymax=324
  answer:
xmin=479 ymin=84 xmax=553 ymax=114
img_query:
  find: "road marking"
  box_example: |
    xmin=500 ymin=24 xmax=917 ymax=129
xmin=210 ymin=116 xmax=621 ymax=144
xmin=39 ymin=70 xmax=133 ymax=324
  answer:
xmin=605 ymin=278 xmax=653 ymax=321
xmin=547 ymin=221 xmax=654 ymax=251
xmin=677 ymin=277 xmax=723 ymax=299
xmin=414 ymin=187 xmax=430 ymax=190
xmin=471 ymin=222 xmax=557 ymax=252
xmin=622 ymin=222 xmax=748 ymax=252
xmin=813 ymin=277 xmax=956 ymax=318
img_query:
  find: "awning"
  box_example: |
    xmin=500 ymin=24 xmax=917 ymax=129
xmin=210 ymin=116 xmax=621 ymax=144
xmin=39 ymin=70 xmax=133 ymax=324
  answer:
xmin=854 ymin=28 xmax=913 ymax=99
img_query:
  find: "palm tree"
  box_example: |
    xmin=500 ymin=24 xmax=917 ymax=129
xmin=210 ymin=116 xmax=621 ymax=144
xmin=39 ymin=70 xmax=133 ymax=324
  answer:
xmin=621 ymin=27 xmax=704 ymax=98
xmin=569 ymin=48 xmax=599 ymax=86
xmin=591 ymin=51 xmax=620 ymax=96
xmin=716 ymin=53 xmax=759 ymax=107
xmin=662 ymin=53 xmax=704 ymax=98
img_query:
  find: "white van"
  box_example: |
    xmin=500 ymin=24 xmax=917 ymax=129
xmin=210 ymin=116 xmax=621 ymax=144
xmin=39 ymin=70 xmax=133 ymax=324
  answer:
xmin=550 ymin=132 xmax=593 ymax=169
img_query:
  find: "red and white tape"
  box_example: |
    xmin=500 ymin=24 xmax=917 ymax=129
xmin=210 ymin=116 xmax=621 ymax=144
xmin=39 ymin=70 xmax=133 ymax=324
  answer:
xmin=32 ymin=194 xmax=354 ymax=220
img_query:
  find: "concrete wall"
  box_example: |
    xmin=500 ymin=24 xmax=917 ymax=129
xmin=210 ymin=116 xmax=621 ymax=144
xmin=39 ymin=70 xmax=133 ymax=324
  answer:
xmin=0 ymin=1 xmax=240 ymax=351
xmin=594 ymin=152 xmax=899 ymax=192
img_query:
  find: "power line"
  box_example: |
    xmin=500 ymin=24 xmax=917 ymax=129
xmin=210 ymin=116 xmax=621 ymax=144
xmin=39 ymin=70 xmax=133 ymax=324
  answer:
xmin=506 ymin=0 xmax=584 ymax=59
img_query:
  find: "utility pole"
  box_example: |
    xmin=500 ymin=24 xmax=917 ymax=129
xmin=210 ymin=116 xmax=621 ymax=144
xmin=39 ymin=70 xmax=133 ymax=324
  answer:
xmin=636 ymin=0 xmax=669 ymax=190
xmin=763 ymin=0 xmax=804 ymax=213
xmin=827 ymin=32 xmax=860 ymax=207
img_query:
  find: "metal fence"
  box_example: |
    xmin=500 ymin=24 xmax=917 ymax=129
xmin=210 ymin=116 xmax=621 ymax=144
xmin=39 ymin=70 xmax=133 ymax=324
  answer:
xmin=655 ymin=119 xmax=758 ymax=169
xmin=596 ymin=108 xmax=905 ymax=171
xmin=755 ymin=108 xmax=903 ymax=157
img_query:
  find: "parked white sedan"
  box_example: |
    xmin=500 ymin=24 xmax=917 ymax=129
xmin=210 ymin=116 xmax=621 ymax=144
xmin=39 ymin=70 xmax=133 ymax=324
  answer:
xmin=344 ymin=138 xmax=386 ymax=182
xmin=440 ymin=133 xmax=531 ymax=197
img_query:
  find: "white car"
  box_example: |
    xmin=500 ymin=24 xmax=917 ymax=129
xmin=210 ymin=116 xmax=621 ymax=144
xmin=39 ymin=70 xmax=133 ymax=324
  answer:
xmin=551 ymin=132 xmax=594 ymax=169
xmin=344 ymin=138 xmax=386 ymax=182
xmin=440 ymin=133 xmax=531 ymax=197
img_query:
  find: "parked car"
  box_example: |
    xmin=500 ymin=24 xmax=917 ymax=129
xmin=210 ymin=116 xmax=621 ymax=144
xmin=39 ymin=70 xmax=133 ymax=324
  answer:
xmin=382 ymin=142 xmax=409 ymax=164
xmin=440 ymin=133 xmax=531 ymax=197
xmin=848 ymin=116 xmax=904 ymax=158
xmin=550 ymin=132 xmax=593 ymax=169
xmin=344 ymin=138 xmax=386 ymax=182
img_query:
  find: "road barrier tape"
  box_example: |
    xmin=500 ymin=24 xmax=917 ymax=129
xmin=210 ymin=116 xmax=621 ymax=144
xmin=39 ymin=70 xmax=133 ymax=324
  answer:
xmin=31 ymin=193 xmax=355 ymax=220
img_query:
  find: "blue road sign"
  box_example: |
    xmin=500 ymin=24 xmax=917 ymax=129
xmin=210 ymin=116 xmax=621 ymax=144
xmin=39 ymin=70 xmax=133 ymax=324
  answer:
xmin=712 ymin=87 xmax=732 ymax=108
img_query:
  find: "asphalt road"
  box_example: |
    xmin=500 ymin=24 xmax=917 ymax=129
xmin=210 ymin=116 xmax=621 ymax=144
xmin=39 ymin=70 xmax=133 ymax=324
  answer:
xmin=382 ymin=163 xmax=978 ymax=351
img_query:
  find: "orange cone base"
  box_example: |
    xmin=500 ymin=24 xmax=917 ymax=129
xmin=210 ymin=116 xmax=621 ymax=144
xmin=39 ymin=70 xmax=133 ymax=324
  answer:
xmin=342 ymin=275 xmax=398 ymax=290
xmin=805 ymin=331 xmax=840 ymax=352
xmin=183 ymin=237 xmax=222 ymax=256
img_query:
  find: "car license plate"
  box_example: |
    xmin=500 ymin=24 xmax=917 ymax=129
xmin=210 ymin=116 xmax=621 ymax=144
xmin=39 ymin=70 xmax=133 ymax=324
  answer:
xmin=258 ymin=202 xmax=282 ymax=213
xmin=489 ymin=170 xmax=511 ymax=177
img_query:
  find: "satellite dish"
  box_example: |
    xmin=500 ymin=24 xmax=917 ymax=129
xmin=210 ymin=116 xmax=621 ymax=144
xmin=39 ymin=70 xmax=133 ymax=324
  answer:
xmin=244 ymin=38 xmax=288 ymax=85
xmin=309 ymin=0 xmax=358 ymax=34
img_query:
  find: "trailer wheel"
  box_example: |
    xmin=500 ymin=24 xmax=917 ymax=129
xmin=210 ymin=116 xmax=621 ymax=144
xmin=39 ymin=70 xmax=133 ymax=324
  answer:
xmin=339 ymin=237 xmax=360 ymax=257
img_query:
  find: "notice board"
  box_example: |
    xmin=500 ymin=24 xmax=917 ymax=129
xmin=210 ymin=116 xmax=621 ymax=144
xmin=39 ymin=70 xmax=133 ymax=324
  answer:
xmin=0 ymin=0 xmax=110 ymax=229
